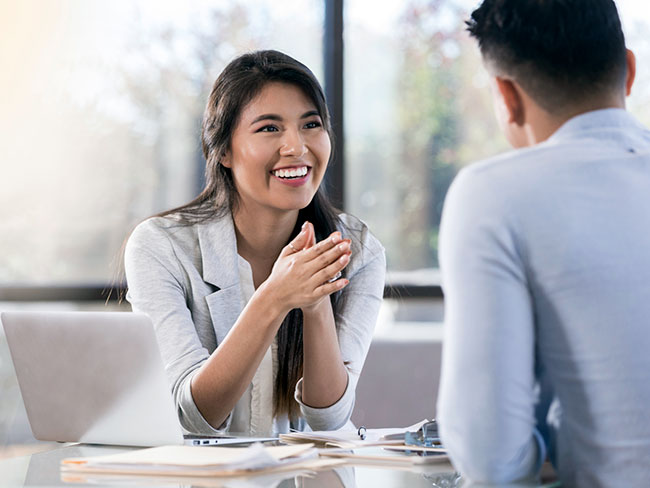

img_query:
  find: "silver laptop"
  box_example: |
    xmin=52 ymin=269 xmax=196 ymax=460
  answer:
xmin=1 ymin=311 xmax=252 ymax=447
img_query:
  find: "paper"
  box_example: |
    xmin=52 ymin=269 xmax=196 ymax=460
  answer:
xmin=384 ymin=445 xmax=446 ymax=454
xmin=279 ymin=420 xmax=430 ymax=449
xmin=320 ymin=449 xmax=449 ymax=466
xmin=61 ymin=459 xmax=344 ymax=487
xmin=60 ymin=443 xmax=333 ymax=477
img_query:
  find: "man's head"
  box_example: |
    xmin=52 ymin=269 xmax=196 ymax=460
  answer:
xmin=467 ymin=0 xmax=634 ymax=146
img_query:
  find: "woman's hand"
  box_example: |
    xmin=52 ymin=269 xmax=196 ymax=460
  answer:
xmin=258 ymin=222 xmax=351 ymax=315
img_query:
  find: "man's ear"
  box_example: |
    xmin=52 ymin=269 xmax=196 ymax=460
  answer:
xmin=495 ymin=77 xmax=525 ymax=126
xmin=625 ymin=49 xmax=636 ymax=97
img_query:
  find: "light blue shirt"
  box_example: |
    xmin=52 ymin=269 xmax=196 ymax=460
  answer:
xmin=437 ymin=109 xmax=650 ymax=486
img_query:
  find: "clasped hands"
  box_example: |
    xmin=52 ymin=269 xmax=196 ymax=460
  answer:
xmin=260 ymin=221 xmax=351 ymax=314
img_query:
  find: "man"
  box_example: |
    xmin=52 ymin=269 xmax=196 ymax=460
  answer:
xmin=437 ymin=0 xmax=650 ymax=485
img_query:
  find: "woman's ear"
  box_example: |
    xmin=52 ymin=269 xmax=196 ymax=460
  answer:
xmin=220 ymin=151 xmax=232 ymax=168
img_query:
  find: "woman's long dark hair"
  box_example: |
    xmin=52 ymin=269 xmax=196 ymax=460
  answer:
xmin=158 ymin=50 xmax=342 ymax=420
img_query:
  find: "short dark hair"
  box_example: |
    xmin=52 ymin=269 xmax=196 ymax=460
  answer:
xmin=466 ymin=0 xmax=627 ymax=112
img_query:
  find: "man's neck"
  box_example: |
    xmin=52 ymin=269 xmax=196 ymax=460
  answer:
xmin=524 ymin=96 xmax=626 ymax=147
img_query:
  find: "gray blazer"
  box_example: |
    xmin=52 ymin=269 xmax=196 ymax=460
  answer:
xmin=124 ymin=211 xmax=385 ymax=435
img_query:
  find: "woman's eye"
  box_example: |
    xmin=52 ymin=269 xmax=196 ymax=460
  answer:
xmin=258 ymin=125 xmax=279 ymax=133
xmin=304 ymin=121 xmax=322 ymax=129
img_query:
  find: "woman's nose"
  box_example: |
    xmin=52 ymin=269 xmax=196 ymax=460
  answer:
xmin=279 ymin=129 xmax=307 ymax=157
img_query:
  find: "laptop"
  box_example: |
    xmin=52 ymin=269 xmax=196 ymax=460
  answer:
xmin=1 ymin=311 xmax=273 ymax=447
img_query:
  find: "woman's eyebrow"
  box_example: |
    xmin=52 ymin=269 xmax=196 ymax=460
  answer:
xmin=301 ymin=110 xmax=320 ymax=119
xmin=249 ymin=110 xmax=320 ymax=126
xmin=250 ymin=113 xmax=282 ymax=125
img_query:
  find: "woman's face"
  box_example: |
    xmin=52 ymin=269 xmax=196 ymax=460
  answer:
xmin=222 ymin=82 xmax=331 ymax=215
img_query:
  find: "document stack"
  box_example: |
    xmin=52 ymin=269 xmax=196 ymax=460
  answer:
xmin=61 ymin=443 xmax=341 ymax=477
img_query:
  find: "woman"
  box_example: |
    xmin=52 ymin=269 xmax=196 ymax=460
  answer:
xmin=124 ymin=50 xmax=385 ymax=436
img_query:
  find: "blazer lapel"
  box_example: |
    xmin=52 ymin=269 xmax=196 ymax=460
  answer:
xmin=197 ymin=214 xmax=243 ymax=346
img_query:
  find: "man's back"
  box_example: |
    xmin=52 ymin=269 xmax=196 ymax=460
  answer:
xmin=438 ymin=109 xmax=650 ymax=485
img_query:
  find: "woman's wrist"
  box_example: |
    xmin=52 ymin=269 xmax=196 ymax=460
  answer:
xmin=254 ymin=280 xmax=292 ymax=319
xmin=300 ymin=297 xmax=330 ymax=320
xmin=301 ymin=298 xmax=332 ymax=325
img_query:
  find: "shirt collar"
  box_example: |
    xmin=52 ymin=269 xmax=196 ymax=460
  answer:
xmin=548 ymin=108 xmax=645 ymax=144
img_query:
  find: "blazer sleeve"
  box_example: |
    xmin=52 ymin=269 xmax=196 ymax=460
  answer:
xmin=124 ymin=219 xmax=231 ymax=435
xmin=294 ymin=219 xmax=386 ymax=430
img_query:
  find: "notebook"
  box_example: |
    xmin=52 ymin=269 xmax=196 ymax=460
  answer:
xmin=1 ymin=311 xmax=272 ymax=447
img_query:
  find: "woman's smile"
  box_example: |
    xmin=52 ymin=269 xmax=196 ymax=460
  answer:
xmin=270 ymin=165 xmax=312 ymax=187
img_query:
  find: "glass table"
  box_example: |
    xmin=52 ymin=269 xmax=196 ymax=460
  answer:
xmin=0 ymin=443 xmax=462 ymax=488
xmin=0 ymin=443 xmax=562 ymax=487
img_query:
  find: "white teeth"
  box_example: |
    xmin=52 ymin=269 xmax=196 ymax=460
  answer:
xmin=273 ymin=166 xmax=308 ymax=179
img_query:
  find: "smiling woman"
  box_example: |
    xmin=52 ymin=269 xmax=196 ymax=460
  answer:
xmin=124 ymin=50 xmax=386 ymax=436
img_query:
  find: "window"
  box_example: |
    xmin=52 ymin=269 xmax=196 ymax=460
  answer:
xmin=2 ymin=0 xmax=650 ymax=290
xmin=344 ymin=0 xmax=650 ymax=287
xmin=619 ymin=0 xmax=650 ymax=127
xmin=0 ymin=0 xmax=323 ymax=286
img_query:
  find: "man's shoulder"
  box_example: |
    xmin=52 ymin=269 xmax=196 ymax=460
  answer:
xmin=462 ymin=109 xmax=650 ymax=185
xmin=460 ymin=142 xmax=560 ymax=181
xmin=452 ymin=130 xmax=614 ymax=203
xmin=449 ymin=146 xmax=543 ymax=205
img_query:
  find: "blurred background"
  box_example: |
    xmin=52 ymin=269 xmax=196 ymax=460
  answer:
xmin=2 ymin=0 xmax=650 ymax=454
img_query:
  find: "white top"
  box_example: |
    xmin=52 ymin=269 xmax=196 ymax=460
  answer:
xmin=437 ymin=109 xmax=650 ymax=486
xmin=232 ymin=255 xmax=285 ymax=436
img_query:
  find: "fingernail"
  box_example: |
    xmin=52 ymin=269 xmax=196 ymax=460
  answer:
xmin=340 ymin=279 xmax=349 ymax=287
xmin=339 ymin=255 xmax=349 ymax=263
xmin=301 ymin=221 xmax=308 ymax=229
xmin=338 ymin=242 xmax=349 ymax=252
xmin=331 ymin=233 xmax=341 ymax=244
